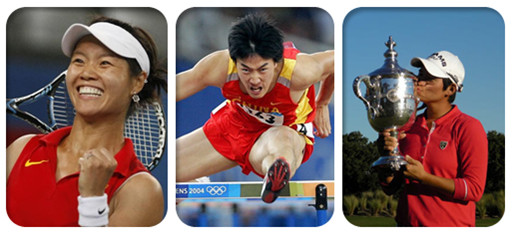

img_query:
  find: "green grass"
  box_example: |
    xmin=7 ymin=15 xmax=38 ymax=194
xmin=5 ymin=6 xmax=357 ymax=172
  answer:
xmin=344 ymin=216 xmax=501 ymax=227
xmin=476 ymin=218 xmax=502 ymax=227
xmin=345 ymin=216 xmax=396 ymax=227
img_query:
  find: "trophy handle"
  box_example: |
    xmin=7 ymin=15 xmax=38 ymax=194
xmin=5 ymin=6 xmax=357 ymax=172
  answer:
xmin=353 ymin=75 xmax=377 ymax=117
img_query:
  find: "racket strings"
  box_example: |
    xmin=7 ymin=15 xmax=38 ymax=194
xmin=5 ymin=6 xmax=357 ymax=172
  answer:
xmin=51 ymin=79 xmax=165 ymax=170
xmin=53 ymin=81 xmax=75 ymax=128
xmin=124 ymin=104 xmax=162 ymax=168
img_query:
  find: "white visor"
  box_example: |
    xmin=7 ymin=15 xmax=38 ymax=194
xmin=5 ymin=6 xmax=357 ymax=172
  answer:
xmin=61 ymin=22 xmax=150 ymax=76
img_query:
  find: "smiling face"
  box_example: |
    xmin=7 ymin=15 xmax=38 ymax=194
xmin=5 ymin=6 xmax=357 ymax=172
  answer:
xmin=236 ymin=54 xmax=279 ymax=99
xmin=66 ymin=35 xmax=142 ymax=119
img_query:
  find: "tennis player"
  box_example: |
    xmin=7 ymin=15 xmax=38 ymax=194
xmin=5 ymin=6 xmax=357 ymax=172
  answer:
xmin=176 ymin=13 xmax=334 ymax=203
xmin=7 ymin=16 xmax=166 ymax=226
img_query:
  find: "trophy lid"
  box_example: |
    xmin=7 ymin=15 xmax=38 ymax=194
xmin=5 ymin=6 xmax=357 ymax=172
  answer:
xmin=368 ymin=36 xmax=414 ymax=77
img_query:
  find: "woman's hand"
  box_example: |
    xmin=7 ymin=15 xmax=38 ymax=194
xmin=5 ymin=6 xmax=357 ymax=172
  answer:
xmin=402 ymin=155 xmax=455 ymax=196
xmin=78 ymin=148 xmax=117 ymax=197
xmin=403 ymin=155 xmax=427 ymax=181
xmin=380 ymin=129 xmax=406 ymax=153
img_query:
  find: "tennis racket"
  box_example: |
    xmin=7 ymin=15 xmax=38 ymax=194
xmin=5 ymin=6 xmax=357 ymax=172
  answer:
xmin=6 ymin=70 xmax=166 ymax=171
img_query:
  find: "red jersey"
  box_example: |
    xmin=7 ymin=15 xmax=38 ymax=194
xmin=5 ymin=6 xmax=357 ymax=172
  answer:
xmin=203 ymin=42 xmax=316 ymax=176
xmin=222 ymin=42 xmax=316 ymax=131
xmin=7 ymin=127 xmax=148 ymax=226
xmin=396 ymin=105 xmax=488 ymax=226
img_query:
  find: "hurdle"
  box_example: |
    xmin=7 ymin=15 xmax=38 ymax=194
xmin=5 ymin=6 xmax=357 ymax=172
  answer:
xmin=176 ymin=180 xmax=334 ymax=226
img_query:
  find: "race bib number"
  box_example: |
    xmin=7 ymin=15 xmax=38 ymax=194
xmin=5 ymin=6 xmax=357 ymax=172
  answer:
xmin=295 ymin=122 xmax=314 ymax=138
xmin=237 ymin=103 xmax=284 ymax=126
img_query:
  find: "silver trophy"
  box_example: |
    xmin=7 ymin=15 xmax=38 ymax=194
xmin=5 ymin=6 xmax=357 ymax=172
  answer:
xmin=353 ymin=36 xmax=418 ymax=171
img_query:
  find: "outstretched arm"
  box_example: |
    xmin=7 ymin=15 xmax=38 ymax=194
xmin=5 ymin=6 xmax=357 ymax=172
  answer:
xmin=176 ymin=50 xmax=230 ymax=101
xmin=314 ymin=57 xmax=334 ymax=138
xmin=293 ymin=50 xmax=334 ymax=138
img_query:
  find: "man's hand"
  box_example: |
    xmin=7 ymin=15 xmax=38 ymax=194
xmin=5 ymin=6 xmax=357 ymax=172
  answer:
xmin=313 ymin=104 xmax=331 ymax=138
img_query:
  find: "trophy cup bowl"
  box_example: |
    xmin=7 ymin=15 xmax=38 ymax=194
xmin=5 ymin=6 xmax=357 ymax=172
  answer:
xmin=353 ymin=36 xmax=418 ymax=172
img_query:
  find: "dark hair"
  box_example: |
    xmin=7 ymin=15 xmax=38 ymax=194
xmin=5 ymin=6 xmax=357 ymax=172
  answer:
xmin=228 ymin=13 xmax=284 ymax=63
xmin=418 ymin=79 xmax=456 ymax=111
xmin=90 ymin=16 xmax=167 ymax=116
xmin=416 ymin=66 xmax=457 ymax=110
xmin=442 ymin=78 xmax=456 ymax=103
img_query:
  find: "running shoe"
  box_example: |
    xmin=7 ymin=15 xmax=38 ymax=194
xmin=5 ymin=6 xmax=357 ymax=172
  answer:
xmin=261 ymin=158 xmax=290 ymax=203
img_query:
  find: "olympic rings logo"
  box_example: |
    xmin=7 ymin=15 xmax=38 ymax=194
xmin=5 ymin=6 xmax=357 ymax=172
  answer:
xmin=206 ymin=185 xmax=227 ymax=195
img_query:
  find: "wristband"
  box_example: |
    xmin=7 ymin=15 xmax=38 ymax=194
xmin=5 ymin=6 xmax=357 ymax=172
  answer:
xmin=78 ymin=194 xmax=109 ymax=227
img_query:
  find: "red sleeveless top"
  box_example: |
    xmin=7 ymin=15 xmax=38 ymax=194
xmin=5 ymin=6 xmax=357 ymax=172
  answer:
xmin=7 ymin=127 xmax=148 ymax=226
xmin=221 ymin=42 xmax=316 ymax=142
xmin=203 ymin=42 xmax=317 ymax=176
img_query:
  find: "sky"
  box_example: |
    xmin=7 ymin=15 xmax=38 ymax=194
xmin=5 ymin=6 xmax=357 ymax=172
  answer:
xmin=343 ymin=8 xmax=505 ymax=141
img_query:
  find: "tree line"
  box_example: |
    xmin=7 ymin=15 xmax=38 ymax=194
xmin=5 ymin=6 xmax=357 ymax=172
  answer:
xmin=343 ymin=130 xmax=505 ymax=219
xmin=343 ymin=130 xmax=505 ymax=196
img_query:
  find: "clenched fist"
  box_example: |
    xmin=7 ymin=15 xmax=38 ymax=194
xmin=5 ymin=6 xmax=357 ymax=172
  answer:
xmin=78 ymin=148 xmax=117 ymax=197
